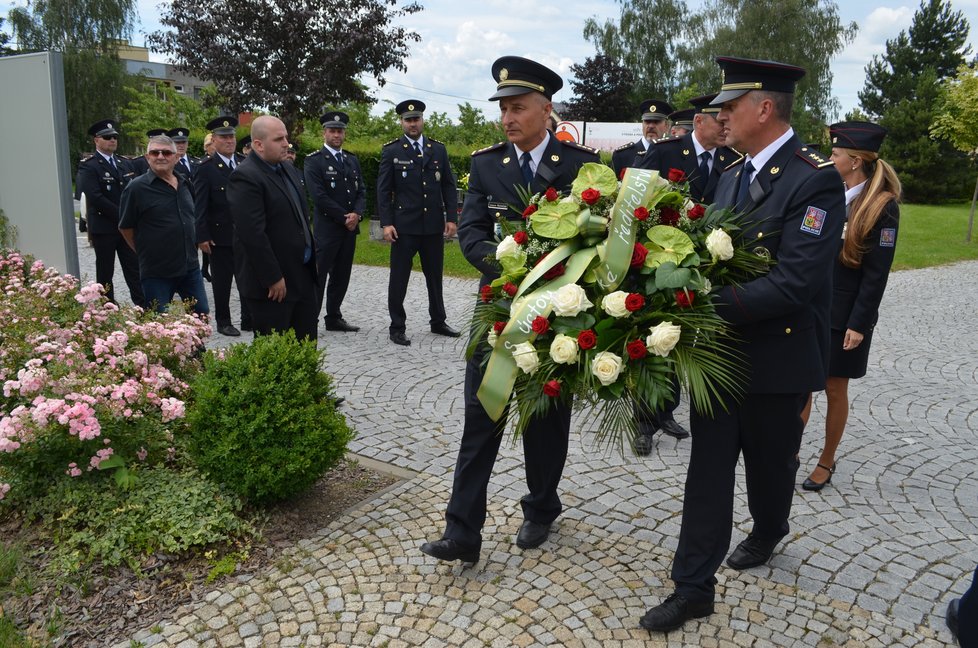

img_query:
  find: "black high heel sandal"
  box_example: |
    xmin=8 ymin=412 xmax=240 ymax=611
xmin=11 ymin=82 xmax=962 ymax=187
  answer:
xmin=802 ymin=461 xmax=836 ymax=491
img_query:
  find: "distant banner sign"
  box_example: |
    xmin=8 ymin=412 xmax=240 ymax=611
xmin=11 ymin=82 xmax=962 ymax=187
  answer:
xmin=554 ymin=121 xmax=584 ymax=143
xmin=583 ymin=122 xmax=642 ymax=152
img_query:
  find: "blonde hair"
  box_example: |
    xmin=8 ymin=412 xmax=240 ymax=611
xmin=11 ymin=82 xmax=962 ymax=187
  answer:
xmin=839 ymin=148 xmax=902 ymax=268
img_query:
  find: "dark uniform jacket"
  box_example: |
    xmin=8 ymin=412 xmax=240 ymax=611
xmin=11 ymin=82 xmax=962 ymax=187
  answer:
xmin=831 ymin=198 xmax=899 ymax=334
xmin=611 ymin=139 xmax=647 ymax=177
xmin=129 ymin=155 xmax=150 ymax=176
xmin=634 ymin=132 xmax=737 ymax=204
xmin=174 ymin=155 xmax=199 ymax=182
xmin=377 ymin=135 xmax=457 ymax=235
xmin=712 ymin=135 xmax=845 ymax=394
xmin=303 ymin=147 xmax=367 ymax=235
xmin=194 ymin=153 xmax=245 ymax=247
xmin=459 ymin=136 xmax=600 ymax=283
xmin=76 ymin=152 xmax=136 ymax=234
xmin=228 ymin=154 xmax=317 ymax=303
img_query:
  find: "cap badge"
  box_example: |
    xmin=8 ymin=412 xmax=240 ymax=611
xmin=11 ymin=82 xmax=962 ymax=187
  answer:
xmin=107 ymin=123 xmax=113 ymax=129
xmin=832 ymin=136 xmax=838 ymax=143
xmin=334 ymin=115 xmax=340 ymax=121
xmin=222 ymin=121 xmax=229 ymax=127
xmin=649 ymin=105 xmax=656 ymax=113
xmin=499 ymin=68 xmax=509 ymax=81
xmin=408 ymin=104 xmax=414 ymax=111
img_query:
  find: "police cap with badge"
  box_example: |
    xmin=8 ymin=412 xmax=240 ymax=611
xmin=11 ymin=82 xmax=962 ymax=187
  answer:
xmin=89 ymin=119 xmax=119 ymax=138
xmin=320 ymin=111 xmax=349 ymax=129
xmin=395 ymin=100 xmax=425 ymax=118
xmin=668 ymin=108 xmax=695 ymax=129
xmin=640 ymin=99 xmax=674 ymax=122
xmin=828 ymin=121 xmax=887 ymax=153
xmin=206 ymin=116 xmax=238 ymax=135
xmin=237 ymin=135 xmax=252 ymax=152
xmin=167 ymin=127 xmax=190 ymax=142
xmin=710 ymin=56 xmax=806 ymax=105
xmin=145 ymin=128 xmax=167 ymax=138
xmin=489 ymin=56 xmax=563 ymax=100
xmin=688 ymin=93 xmax=721 ymax=116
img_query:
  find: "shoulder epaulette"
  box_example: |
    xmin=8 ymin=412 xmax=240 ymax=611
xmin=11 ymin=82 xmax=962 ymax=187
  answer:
xmin=652 ymin=136 xmax=683 ymax=146
xmin=723 ymin=154 xmax=745 ymax=172
xmin=428 ymin=138 xmax=444 ymax=146
xmin=383 ymin=138 xmax=400 ymax=147
xmin=614 ymin=141 xmax=636 ymax=152
xmin=305 ymin=149 xmax=322 ymax=158
xmin=471 ymin=141 xmax=506 ymax=156
xmin=198 ymin=154 xmax=216 ymax=165
xmin=796 ymin=146 xmax=833 ymax=168
xmin=560 ymin=140 xmax=599 ymax=155
xmin=80 ymin=155 xmax=95 ymax=163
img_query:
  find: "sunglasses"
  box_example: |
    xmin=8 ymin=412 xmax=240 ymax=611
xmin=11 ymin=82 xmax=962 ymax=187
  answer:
xmin=147 ymin=149 xmax=175 ymax=157
xmin=100 ymin=135 xmax=118 ymax=141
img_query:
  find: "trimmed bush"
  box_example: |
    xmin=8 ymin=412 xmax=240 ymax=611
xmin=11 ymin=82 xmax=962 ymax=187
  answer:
xmin=185 ymin=331 xmax=353 ymax=505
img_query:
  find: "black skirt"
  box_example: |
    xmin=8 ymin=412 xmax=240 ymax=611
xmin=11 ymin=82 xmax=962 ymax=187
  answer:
xmin=828 ymin=326 xmax=874 ymax=379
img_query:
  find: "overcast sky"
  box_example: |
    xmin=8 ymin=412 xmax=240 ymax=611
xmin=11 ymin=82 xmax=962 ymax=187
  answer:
xmin=8 ymin=0 xmax=978 ymax=120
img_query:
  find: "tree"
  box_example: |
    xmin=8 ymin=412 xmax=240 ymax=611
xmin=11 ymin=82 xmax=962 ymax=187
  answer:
xmin=931 ymin=63 xmax=978 ymax=239
xmin=564 ymin=55 xmax=636 ymax=121
xmin=0 ymin=17 xmax=14 ymax=55
xmin=149 ymin=0 xmax=422 ymax=139
xmin=120 ymin=81 xmax=212 ymax=144
xmin=858 ymin=0 xmax=972 ymax=202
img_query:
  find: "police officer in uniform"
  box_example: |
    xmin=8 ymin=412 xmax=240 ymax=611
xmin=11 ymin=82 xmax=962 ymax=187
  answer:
xmin=419 ymin=56 xmax=601 ymax=565
xmin=377 ymin=99 xmax=460 ymax=346
xmin=167 ymin=127 xmax=198 ymax=185
xmin=639 ymin=57 xmax=844 ymax=632
xmin=130 ymin=128 xmax=167 ymax=176
xmin=304 ymin=111 xmax=366 ymax=333
xmin=195 ymin=116 xmax=250 ymax=336
xmin=668 ymin=108 xmax=695 ymax=137
xmin=76 ymin=119 xmax=145 ymax=307
xmin=611 ymin=99 xmax=674 ymax=177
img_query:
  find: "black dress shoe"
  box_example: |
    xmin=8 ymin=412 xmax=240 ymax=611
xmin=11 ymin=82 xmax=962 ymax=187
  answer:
xmin=726 ymin=534 xmax=781 ymax=570
xmin=802 ymin=461 xmax=836 ymax=491
xmin=390 ymin=331 xmax=411 ymax=346
xmin=659 ymin=418 xmax=690 ymax=439
xmin=431 ymin=323 xmax=461 ymax=337
xmin=331 ymin=396 xmax=345 ymax=407
xmin=633 ymin=432 xmax=655 ymax=456
xmin=217 ymin=323 xmax=241 ymax=337
xmin=324 ymin=317 xmax=360 ymax=332
xmin=639 ymin=593 xmax=714 ymax=631
xmin=419 ymin=538 xmax=480 ymax=564
xmin=946 ymin=598 xmax=960 ymax=642
xmin=515 ymin=520 xmax=551 ymax=549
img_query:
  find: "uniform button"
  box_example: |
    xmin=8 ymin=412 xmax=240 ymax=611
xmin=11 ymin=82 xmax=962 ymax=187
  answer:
xmin=785 ymin=327 xmax=792 ymax=334
xmin=495 ymin=212 xmax=500 ymax=218
xmin=756 ymin=232 xmax=763 ymax=238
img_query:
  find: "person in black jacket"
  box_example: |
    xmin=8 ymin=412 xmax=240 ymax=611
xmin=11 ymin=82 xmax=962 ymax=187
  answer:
xmin=377 ymin=100 xmax=460 ymax=346
xmin=304 ymin=111 xmax=366 ymax=333
xmin=800 ymin=121 xmax=900 ymax=491
xmin=611 ymin=98 xmax=674 ymax=177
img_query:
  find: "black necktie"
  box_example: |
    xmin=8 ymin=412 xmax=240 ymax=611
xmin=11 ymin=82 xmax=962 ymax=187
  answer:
xmin=335 ymin=151 xmax=344 ymax=171
xmin=698 ymin=152 xmax=711 ymax=181
xmin=413 ymin=141 xmax=422 ymax=164
xmin=520 ymin=152 xmax=534 ymax=185
xmin=228 ymin=157 xmax=235 ymax=170
xmin=736 ymin=160 xmax=755 ymax=207
xmin=179 ymin=158 xmax=190 ymax=177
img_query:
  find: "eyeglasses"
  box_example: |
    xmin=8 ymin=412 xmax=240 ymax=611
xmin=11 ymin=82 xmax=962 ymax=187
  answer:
xmin=100 ymin=135 xmax=118 ymax=141
xmin=147 ymin=149 xmax=175 ymax=157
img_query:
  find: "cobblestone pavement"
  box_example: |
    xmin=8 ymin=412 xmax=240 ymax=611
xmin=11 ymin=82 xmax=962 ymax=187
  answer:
xmin=73 ymin=235 xmax=978 ymax=647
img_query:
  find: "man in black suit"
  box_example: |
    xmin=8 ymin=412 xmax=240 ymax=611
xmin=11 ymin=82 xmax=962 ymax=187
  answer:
xmin=377 ymin=99 xmax=460 ymax=346
xmin=640 ymin=57 xmax=844 ymax=632
xmin=195 ymin=115 xmax=250 ymax=337
xmin=76 ymin=118 xmax=144 ymax=307
xmin=611 ymin=99 xmax=674 ymax=177
xmin=227 ymin=115 xmax=318 ymax=341
xmin=304 ymin=111 xmax=366 ymax=333
xmin=419 ymin=56 xmax=600 ymax=565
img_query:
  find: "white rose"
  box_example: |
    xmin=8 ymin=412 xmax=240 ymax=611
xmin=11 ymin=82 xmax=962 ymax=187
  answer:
xmin=487 ymin=329 xmax=498 ymax=348
xmin=602 ymin=291 xmax=630 ymax=318
xmin=495 ymin=235 xmax=521 ymax=261
xmin=699 ymin=278 xmax=712 ymax=295
xmin=646 ymin=321 xmax=682 ymax=357
xmin=591 ymin=351 xmax=624 ymax=386
xmin=706 ymin=228 xmax=734 ymax=261
xmin=549 ymin=334 xmax=579 ymax=364
xmin=512 ymin=341 xmax=540 ymax=375
xmin=551 ymin=283 xmax=593 ymax=316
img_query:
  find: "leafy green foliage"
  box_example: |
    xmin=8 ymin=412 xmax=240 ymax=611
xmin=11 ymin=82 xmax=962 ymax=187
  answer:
xmin=185 ymin=331 xmax=354 ymax=505
xmin=563 ymin=55 xmax=636 ymax=122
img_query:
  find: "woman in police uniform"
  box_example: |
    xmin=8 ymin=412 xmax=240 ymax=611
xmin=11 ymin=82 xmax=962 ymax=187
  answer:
xmin=801 ymin=121 xmax=901 ymax=491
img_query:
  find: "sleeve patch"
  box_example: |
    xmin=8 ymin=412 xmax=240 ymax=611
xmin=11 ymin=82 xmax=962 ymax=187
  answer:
xmin=880 ymin=227 xmax=896 ymax=247
xmin=800 ymin=206 xmax=827 ymax=236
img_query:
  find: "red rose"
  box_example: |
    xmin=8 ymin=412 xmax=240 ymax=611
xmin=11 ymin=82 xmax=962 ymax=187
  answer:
xmin=522 ymin=204 xmax=537 ymax=219
xmin=630 ymin=243 xmax=649 ymax=268
xmin=626 ymin=339 xmax=648 ymax=360
xmin=493 ymin=321 xmax=506 ymax=334
xmin=634 ymin=206 xmax=650 ymax=221
xmin=513 ymin=230 xmax=529 ymax=245
xmin=577 ymin=329 xmax=597 ymax=350
xmin=544 ymin=187 xmax=559 ymax=202
xmin=480 ymin=285 xmax=493 ymax=303
xmin=619 ymin=168 xmax=627 ymax=180
xmin=688 ymin=204 xmax=706 ymax=220
xmin=625 ymin=293 xmax=645 ymax=312
xmin=531 ymin=316 xmax=550 ymax=335
xmin=581 ymin=188 xmax=601 ymax=205
xmin=659 ymin=207 xmax=680 ymax=226
xmin=543 ymin=263 xmax=565 ymax=280
xmin=543 ymin=379 xmax=561 ymax=397
xmin=675 ymin=289 xmax=695 ymax=308
xmin=503 ymin=282 xmax=518 ymax=297
xmin=667 ymin=168 xmax=687 ymax=183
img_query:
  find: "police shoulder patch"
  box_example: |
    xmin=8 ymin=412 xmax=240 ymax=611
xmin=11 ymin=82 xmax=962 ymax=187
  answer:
xmin=471 ymin=141 xmax=507 ymax=157
xmin=795 ymin=147 xmax=833 ymax=168
xmin=879 ymin=227 xmax=896 ymax=248
xmin=800 ymin=205 xmax=827 ymax=236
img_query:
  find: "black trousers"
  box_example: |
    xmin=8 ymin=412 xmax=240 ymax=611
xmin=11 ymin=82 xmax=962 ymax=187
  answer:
xmin=315 ymin=225 xmax=357 ymax=320
xmin=243 ymin=265 xmax=318 ymax=342
xmin=90 ymin=231 xmax=144 ymax=307
xmin=388 ymin=232 xmax=447 ymax=332
xmin=443 ymin=349 xmax=572 ymax=548
xmin=208 ymin=245 xmax=250 ymax=327
xmin=671 ymin=391 xmax=807 ymax=602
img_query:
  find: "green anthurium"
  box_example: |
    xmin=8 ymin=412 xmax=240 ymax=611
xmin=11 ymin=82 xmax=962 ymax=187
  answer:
xmin=531 ymin=200 xmax=580 ymax=239
xmin=571 ymin=162 xmax=618 ymax=199
xmin=644 ymin=225 xmax=695 ymax=268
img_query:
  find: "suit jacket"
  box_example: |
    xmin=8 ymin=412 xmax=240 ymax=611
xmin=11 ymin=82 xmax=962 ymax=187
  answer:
xmin=129 ymin=155 xmax=150 ymax=176
xmin=376 ymin=135 xmax=457 ymax=235
xmin=634 ymin=133 xmax=736 ymax=204
xmin=458 ymin=136 xmax=600 ymax=282
xmin=711 ymin=134 xmax=845 ymax=394
xmin=228 ymin=153 xmax=317 ymax=303
xmin=303 ymin=147 xmax=367 ymax=239
xmin=611 ymin=139 xmax=647 ymax=177
xmin=194 ymin=153 xmax=245 ymax=247
xmin=831 ymin=198 xmax=899 ymax=334
xmin=76 ymin=152 xmax=137 ymax=234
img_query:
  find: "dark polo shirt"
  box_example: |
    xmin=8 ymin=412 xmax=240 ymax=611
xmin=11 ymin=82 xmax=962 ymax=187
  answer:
xmin=119 ymin=170 xmax=199 ymax=279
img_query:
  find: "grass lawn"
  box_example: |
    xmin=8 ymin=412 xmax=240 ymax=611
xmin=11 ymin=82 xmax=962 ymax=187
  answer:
xmin=353 ymin=222 xmax=480 ymax=279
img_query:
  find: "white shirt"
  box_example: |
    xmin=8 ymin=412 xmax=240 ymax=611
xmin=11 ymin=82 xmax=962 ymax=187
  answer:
xmin=218 ymin=153 xmax=235 ymax=168
xmin=513 ymin=132 xmax=552 ymax=175
xmin=691 ymin=131 xmax=716 ymax=174
xmin=844 ymin=180 xmax=866 ymax=206
xmin=742 ymin=127 xmax=795 ymax=184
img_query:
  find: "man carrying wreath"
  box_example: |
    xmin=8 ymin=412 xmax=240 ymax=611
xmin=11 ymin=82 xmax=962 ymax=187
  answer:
xmin=419 ymin=56 xmax=599 ymax=564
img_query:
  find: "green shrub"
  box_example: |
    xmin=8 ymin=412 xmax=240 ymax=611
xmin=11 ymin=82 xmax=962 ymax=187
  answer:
xmin=185 ymin=331 xmax=353 ymax=505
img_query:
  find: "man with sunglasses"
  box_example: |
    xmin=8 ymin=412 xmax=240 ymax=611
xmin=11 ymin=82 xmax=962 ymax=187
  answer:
xmin=119 ymin=135 xmax=209 ymax=316
xmin=76 ymin=119 xmax=144 ymax=307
